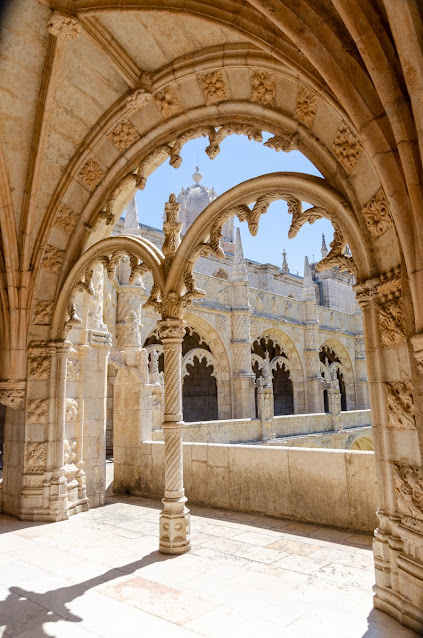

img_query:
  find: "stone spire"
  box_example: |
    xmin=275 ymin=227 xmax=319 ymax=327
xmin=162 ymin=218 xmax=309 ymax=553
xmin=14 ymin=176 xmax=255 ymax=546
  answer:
xmin=232 ymin=227 xmax=248 ymax=282
xmin=124 ymin=197 xmax=140 ymax=234
xmin=321 ymin=233 xmax=328 ymax=258
xmin=281 ymin=249 xmax=289 ymax=273
xmin=302 ymin=256 xmax=315 ymax=301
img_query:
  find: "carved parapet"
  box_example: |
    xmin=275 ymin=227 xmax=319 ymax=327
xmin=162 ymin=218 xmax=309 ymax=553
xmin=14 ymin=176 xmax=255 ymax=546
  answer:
xmin=0 ymin=381 xmax=26 ymax=409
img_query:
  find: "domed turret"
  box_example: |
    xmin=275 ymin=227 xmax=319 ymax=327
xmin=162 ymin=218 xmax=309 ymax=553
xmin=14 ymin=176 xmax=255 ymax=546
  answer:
xmin=177 ymin=168 xmax=233 ymax=244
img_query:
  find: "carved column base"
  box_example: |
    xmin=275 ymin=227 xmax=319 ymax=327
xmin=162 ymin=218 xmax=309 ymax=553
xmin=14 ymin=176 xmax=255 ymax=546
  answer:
xmin=159 ymin=496 xmax=191 ymax=555
xmin=19 ymin=470 xmax=69 ymax=521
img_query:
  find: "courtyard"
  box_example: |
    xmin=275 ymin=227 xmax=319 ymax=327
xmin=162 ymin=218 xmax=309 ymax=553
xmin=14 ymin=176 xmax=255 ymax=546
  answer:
xmin=0 ymin=469 xmax=417 ymax=638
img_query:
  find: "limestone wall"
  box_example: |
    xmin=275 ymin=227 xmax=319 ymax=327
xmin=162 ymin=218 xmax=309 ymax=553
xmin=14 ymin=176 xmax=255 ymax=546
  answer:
xmin=152 ymin=418 xmax=261 ymax=443
xmin=136 ymin=442 xmax=378 ymax=532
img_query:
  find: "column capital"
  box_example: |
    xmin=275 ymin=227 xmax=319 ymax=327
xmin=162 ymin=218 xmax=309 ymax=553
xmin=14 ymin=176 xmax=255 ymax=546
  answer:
xmin=158 ymin=318 xmax=186 ymax=342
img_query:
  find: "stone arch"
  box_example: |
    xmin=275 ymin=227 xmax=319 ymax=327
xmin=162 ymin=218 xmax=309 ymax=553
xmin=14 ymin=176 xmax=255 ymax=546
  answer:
xmin=319 ymin=337 xmax=355 ymax=410
xmin=184 ymin=311 xmax=232 ymax=419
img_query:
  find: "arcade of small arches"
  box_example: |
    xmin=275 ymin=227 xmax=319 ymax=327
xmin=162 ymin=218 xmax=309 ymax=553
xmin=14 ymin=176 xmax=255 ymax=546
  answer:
xmin=1 ymin=4 xmax=423 ymax=632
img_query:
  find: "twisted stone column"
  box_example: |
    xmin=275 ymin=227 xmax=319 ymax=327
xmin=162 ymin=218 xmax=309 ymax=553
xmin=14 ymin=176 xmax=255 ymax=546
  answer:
xmin=158 ymin=318 xmax=190 ymax=554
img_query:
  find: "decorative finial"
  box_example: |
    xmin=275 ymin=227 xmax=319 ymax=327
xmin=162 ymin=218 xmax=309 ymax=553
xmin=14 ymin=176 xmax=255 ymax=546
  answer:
xmin=321 ymin=233 xmax=328 ymax=258
xmin=193 ymin=166 xmax=202 ymax=184
xmin=281 ymin=249 xmax=289 ymax=273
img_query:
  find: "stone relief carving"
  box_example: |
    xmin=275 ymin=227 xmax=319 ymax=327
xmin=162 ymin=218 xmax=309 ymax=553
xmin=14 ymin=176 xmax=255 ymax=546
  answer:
xmin=361 ymin=189 xmax=392 ymax=238
xmin=154 ymin=87 xmax=180 ymax=118
xmin=230 ymin=191 xmax=280 ymax=236
xmin=263 ymin=132 xmax=298 ymax=153
xmin=182 ymin=349 xmax=217 ymax=379
xmin=162 ymin=194 xmax=182 ymax=272
xmin=197 ymin=70 xmax=227 ymax=104
xmin=27 ymin=399 xmax=49 ymax=424
xmin=54 ymin=203 xmax=79 ymax=235
xmin=332 ymin=122 xmax=364 ymax=173
xmin=250 ymin=70 xmax=276 ymax=105
xmin=78 ymin=160 xmax=105 ymax=190
xmin=66 ymin=358 xmax=80 ymax=381
xmin=286 ymin=196 xmax=327 ymax=239
xmin=377 ymin=267 xmax=406 ymax=347
xmin=47 ymin=11 xmax=81 ymax=40
xmin=33 ymin=300 xmax=54 ymax=325
xmin=315 ymin=222 xmax=357 ymax=276
xmin=215 ymin=315 xmax=229 ymax=332
xmin=28 ymin=356 xmax=51 ymax=380
xmin=0 ymin=386 xmax=25 ymax=409
xmin=41 ymin=245 xmax=65 ymax=274
xmin=98 ymin=173 xmax=138 ymax=227
xmin=411 ymin=333 xmax=423 ymax=374
xmin=386 ymin=382 xmax=415 ymax=429
xmin=355 ymin=335 xmax=365 ymax=359
xmin=126 ymin=88 xmax=153 ymax=109
xmin=65 ymin=398 xmax=79 ymax=421
xmin=294 ymin=86 xmax=317 ymax=128
xmin=107 ymin=119 xmax=140 ymax=152
xmin=393 ymin=463 xmax=423 ymax=522
xmin=25 ymin=441 xmax=48 ymax=473
xmin=64 ymin=439 xmax=77 ymax=465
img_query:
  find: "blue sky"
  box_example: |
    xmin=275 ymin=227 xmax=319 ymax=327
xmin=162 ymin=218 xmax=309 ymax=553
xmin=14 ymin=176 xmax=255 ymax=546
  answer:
xmin=133 ymin=134 xmax=334 ymax=276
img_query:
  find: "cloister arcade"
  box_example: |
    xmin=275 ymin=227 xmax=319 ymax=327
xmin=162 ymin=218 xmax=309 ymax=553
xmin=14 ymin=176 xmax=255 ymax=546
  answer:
xmin=1 ymin=1 xmax=423 ymax=632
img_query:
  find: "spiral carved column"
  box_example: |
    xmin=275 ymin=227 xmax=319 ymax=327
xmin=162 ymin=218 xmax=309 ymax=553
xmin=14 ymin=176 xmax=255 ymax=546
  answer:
xmin=158 ymin=318 xmax=191 ymax=554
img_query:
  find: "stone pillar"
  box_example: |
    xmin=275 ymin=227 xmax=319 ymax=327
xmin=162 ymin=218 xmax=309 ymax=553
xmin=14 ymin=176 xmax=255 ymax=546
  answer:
xmin=256 ymin=374 xmax=274 ymax=442
xmin=355 ymin=334 xmax=370 ymax=409
xmin=231 ymin=228 xmax=255 ymax=418
xmin=0 ymin=382 xmax=26 ymax=517
xmin=302 ymin=257 xmax=324 ymax=413
xmin=158 ymin=318 xmax=190 ymax=555
xmin=328 ymin=367 xmax=342 ymax=431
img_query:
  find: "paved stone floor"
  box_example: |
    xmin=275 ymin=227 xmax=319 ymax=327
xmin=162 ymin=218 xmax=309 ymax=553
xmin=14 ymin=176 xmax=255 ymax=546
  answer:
xmin=0 ymin=488 xmax=418 ymax=637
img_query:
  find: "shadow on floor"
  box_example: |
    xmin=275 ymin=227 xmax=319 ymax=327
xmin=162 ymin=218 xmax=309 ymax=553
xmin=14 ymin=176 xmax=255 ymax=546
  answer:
xmin=1 ymin=551 xmax=175 ymax=638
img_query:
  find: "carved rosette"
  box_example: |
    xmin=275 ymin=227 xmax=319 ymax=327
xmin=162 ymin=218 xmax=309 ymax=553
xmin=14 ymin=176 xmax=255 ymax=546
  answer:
xmin=154 ymin=87 xmax=181 ymax=118
xmin=250 ymin=70 xmax=276 ymax=105
xmin=393 ymin=463 xmax=423 ymax=523
xmin=294 ymin=86 xmax=317 ymax=128
xmin=386 ymin=382 xmax=415 ymax=429
xmin=25 ymin=442 xmax=48 ymax=474
xmin=362 ymin=189 xmax=391 ymax=238
xmin=197 ymin=70 xmax=227 ymax=104
xmin=107 ymin=120 xmax=140 ymax=152
xmin=41 ymin=245 xmax=65 ymax=274
xmin=332 ymin=122 xmax=364 ymax=173
xmin=47 ymin=12 xmax=81 ymax=40
xmin=78 ymin=160 xmax=105 ymax=190
xmin=54 ymin=203 xmax=79 ymax=235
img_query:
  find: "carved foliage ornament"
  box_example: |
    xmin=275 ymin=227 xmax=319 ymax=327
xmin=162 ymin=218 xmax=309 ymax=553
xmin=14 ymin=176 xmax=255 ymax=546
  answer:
xmin=315 ymin=221 xmax=357 ymax=277
xmin=47 ymin=12 xmax=81 ymax=40
xmin=54 ymin=203 xmax=79 ymax=235
xmin=294 ymin=86 xmax=317 ymax=128
xmin=197 ymin=70 xmax=227 ymax=104
xmin=386 ymin=382 xmax=415 ymax=429
xmin=28 ymin=356 xmax=51 ymax=380
xmin=107 ymin=119 xmax=140 ymax=152
xmin=64 ymin=439 xmax=77 ymax=465
xmin=0 ymin=384 xmax=25 ymax=409
xmin=250 ymin=70 xmax=276 ymax=106
xmin=25 ymin=442 xmax=48 ymax=473
xmin=361 ymin=189 xmax=392 ymax=239
xmin=41 ymin=245 xmax=65 ymax=274
xmin=126 ymin=88 xmax=153 ymax=109
xmin=65 ymin=398 xmax=79 ymax=422
xmin=393 ymin=462 xmax=423 ymax=522
xmin=33 ymin=300 xmax=54 ymax=325
xmin=332 ymin=122 xmax=364 ymax=173
xmin=27 ymin=399 xmax=49 ymax=424
xmin=377 ymin=266 xmax=406 ymax=347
